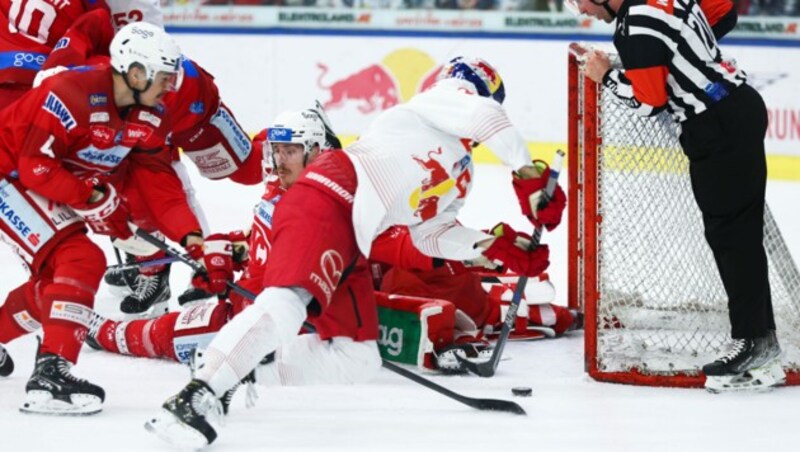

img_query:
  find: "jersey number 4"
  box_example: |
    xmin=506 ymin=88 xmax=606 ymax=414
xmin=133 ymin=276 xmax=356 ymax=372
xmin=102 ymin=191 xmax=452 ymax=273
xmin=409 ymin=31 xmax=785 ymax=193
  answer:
xmin=7 ymin=0 xmax=56 ymax=44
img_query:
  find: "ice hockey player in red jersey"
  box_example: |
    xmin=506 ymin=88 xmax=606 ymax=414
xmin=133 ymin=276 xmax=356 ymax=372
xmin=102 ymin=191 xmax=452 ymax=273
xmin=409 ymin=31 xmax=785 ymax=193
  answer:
xmin=0 ymin=21 xmax=185 ymax=415
xmin=35 ymin=7 xmax=261 ymax=312
xmin=0 ymin=0 xmax=109 ymax=108
xmin=86 ymin=109 xmax=382 ymax=404
xmin=146 ymin=56 xmax=567 ymax=448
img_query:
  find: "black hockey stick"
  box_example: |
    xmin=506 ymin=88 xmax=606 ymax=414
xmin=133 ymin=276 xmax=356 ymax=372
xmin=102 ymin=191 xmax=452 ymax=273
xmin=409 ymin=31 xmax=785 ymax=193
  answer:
xmin=457 ymin=150 xmax=566 ymax=378
xmin=130 ymin=225 xmax=526 ymax=415
xmin=105 ymin=255 xmax=181 ymax=274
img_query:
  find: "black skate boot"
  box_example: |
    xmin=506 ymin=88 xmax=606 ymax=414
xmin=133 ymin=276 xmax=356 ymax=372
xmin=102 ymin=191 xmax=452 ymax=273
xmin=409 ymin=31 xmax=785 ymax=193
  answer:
xmin=703 ymin=330 xmax=785 ymax=393
xmin=177 ymin=275 xmax=214 ymax=307
xmin=103 ymin=252 xmax=138 ymax=296
xmin=0 ymin=344 xmax=14 ymax=377
xmin=20 ymin=352 xmax=105 ymax=415
xmin=219 ymin=370 xmax=257 ymax=415
xmin=435 ymin=342 xmax=492 ymax=375
xmin=145 ymin=379 xmax=223 ymax=449
xmin=120 ymin=264 xmax=171 ymax=318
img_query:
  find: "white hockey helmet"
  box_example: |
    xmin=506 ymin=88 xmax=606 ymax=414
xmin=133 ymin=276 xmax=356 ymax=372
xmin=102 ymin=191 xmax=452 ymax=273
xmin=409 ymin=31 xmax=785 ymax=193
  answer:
xmin=267 ymin=110 xmax=327 ymax=163
xmin=110 ymin=22 xmax=182 ymax=90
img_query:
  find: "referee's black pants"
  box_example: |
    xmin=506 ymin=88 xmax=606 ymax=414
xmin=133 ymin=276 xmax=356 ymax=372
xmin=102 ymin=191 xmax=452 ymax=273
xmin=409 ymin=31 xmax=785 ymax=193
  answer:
xmin=679 ymin=83 xmax=775 ymax=340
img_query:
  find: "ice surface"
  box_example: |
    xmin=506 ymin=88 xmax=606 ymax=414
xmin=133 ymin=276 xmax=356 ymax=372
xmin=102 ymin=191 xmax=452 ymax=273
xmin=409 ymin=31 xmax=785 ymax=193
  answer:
xmin=0 ymin=164 xmax=798 ymax=451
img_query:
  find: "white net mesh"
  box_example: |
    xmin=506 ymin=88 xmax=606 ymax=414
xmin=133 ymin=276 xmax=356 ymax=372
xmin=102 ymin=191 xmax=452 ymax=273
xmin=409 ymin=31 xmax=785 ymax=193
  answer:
xmin=581 ymin=66 xmax=800 ymax=378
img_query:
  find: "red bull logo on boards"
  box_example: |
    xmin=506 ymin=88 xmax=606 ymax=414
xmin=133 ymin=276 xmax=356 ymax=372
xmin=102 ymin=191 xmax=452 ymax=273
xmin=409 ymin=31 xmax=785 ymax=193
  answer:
xmin=317 ymin=48 xmax=442 ymax=114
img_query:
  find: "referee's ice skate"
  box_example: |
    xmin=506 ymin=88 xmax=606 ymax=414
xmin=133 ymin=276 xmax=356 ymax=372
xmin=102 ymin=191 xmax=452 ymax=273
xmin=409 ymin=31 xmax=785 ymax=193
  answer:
xmin=703 ymin=331 xmax=785 ymax=393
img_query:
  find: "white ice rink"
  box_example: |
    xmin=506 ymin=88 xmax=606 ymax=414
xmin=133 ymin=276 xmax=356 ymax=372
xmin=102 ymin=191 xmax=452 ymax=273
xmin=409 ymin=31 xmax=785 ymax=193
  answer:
xmin=1 ymin=164 xmax=799 ymax=451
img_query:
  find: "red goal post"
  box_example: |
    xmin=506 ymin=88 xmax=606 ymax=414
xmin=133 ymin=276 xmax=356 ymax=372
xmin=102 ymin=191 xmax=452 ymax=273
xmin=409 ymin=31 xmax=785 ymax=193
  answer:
xmin=567 ymin=42 xmax=800 ymax=387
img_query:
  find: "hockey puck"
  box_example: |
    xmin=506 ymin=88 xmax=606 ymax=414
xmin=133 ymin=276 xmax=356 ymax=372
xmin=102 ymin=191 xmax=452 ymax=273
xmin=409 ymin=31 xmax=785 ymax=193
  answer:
xmin=511 ymin=387 xmax=532 ymax=397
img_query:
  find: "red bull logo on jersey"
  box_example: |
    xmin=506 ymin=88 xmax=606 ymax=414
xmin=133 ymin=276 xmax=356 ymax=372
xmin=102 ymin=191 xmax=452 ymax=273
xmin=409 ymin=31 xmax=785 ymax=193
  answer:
xmin=317 ymin=49 xmax=442 ymax=114
xmin=409 ymin=148 xmax=456 ymax=221
xmin=43 ymin=92 xmax=76 ymax=131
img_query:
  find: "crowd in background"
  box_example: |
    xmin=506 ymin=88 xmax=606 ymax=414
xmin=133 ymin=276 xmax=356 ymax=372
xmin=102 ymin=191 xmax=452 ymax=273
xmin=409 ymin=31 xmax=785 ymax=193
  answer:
xmin=161 ymin=0 xmax=800 ymax=16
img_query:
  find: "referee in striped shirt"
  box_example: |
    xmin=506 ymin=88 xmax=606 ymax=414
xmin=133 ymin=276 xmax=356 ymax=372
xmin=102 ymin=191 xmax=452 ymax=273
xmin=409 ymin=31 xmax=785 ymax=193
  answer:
xmin=574 ymin=0 xmax=782 ymax=391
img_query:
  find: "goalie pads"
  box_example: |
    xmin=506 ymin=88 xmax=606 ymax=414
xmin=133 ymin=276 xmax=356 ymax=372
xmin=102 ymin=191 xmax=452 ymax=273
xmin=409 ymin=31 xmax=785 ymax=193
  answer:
xmin=376 ymin=292 xmax=455 ymax=371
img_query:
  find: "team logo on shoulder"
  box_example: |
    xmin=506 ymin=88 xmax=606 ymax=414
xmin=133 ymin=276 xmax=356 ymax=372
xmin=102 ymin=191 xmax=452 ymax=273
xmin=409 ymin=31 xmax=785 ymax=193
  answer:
xmin=89 ymin=93 xmax=107 ymax=106
xmin=43 ymin=92 xmax=76 ymax=131
xmin=189 ymin=101 xmax=205 ymax=114
xmin=137 ymin=110 xmax=162 ymax=127
xmin=53 ymin=37 xmax=70 ymax=51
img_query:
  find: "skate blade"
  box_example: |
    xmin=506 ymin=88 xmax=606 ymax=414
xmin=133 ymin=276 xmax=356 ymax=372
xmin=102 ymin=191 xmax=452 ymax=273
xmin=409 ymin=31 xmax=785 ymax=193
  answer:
xmin=145 ymin=408 xmax=210 ymax=451
xmin=19 ymin=390 xmax=103 ymax=416
xmin=705 ymin=360 xmax=786 ymax=393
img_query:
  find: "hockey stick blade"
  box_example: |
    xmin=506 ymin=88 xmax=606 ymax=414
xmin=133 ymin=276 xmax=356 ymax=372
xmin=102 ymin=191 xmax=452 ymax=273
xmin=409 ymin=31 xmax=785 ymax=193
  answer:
xmin=381 ymin=361 xmax=525 ymax=415
xmin=458 ymin=150 xmax=566 ymax=378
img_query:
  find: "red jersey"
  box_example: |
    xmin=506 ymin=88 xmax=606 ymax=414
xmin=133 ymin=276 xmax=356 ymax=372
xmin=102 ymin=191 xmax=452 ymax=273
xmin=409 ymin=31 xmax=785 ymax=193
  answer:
xmin=42 ymin=9 xmax=262 ymax=185
xmin=234 ymin=173 xmax=376 ymax=340
xmin=0 ymin=64 xmax=169 ymax=207
xmin=0 ymin=0 xmax=108 ymax=85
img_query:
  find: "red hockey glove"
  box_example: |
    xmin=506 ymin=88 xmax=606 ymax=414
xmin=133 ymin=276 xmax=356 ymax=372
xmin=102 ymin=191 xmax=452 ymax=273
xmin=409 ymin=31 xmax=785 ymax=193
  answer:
xmin=72 ymin=182 xmax=132 ymax=239
xmin=187 ymin=233 xmax=234 ymax=295
xmin=481 ymin=223 xmax=549 ymax=277
xmin=512 ymin=160 xmax=566 ymax=231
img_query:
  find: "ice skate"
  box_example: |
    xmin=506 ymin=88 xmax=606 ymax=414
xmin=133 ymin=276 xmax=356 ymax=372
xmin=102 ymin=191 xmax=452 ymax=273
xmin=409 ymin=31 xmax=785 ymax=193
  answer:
xmin=120 ymin=265 xmax=171 ymax=318
xmin=435 ymin=342 xmax=492 ymax=375
xmin=0 ymin=344 xmax=14 ymax=377
xmin=703 ymin=330 xmax=785 ymax=393
xmin=20 ymin=352 xmax=105 ymax=415
xmin=103 ymin=252 xmax=138 ymax=297
xmin=177 ymin=279 xmax=214 ymax=307
xmin=145 ymin=379 xmax=223 ymax=450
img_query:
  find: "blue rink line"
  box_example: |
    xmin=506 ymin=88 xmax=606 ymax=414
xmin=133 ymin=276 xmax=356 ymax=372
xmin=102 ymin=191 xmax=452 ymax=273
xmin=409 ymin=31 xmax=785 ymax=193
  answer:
xmin=164 ymin=25 xmax=800 ymax=48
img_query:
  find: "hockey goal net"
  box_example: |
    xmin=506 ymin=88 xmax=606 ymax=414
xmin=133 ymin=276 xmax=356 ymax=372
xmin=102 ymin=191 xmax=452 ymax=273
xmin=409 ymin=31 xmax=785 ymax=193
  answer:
xmin=567 ymin=43 xmax=800 ymax=387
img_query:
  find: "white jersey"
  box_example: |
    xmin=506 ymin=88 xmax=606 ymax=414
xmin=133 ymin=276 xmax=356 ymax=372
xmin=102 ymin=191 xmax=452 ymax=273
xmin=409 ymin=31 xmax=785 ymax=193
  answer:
xmin=106 ymin=0 xmax=164 ymax=32
xmin=345 ymin=78 xmax=532 ymax=261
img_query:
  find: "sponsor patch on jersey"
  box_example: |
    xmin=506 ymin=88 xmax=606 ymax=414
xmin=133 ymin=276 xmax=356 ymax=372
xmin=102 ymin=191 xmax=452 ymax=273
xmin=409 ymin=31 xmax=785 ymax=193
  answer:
xmin=173 ymin=333 xmax=217 ymax=364
xmin=175 ymin=303 xmax=217 ymax=331
xmin=184 ymin=143 xmax=237 ymax=179
xmin=43 ymin=92 xmax=76 ymax=131
xmin=89 ymin=93 xmax=107 ymax=106
xmin=76 ymin=145 xmax=132 ymax=168
xmin=0 ymin=51 xmax=47 ymax=71
xmin=125 ymin=123 xmax=154 ymax=142
xmin=49 ymin=301 xmax=93 ymax=328
xmin=189 ymin=101 xmax=205 ymax=114
xmin=211 ymin=106 xmax=251 ymax=162
xmin=0 ymin=180 xmax=55 ymax=253
xmin=255 ymin=198 xmax=276 ymax=227
xmin=13 ymin=310 xmax=41 ymax=333
xmin=53 ymin=38 xmax=70 ymax=51
xmin=137 ymin=110 xmax=161 ymax=127
xmin=90 ymin=112 xmax=110 ymax=123
xmin=90 ymin=125 xmax=116 ymax=146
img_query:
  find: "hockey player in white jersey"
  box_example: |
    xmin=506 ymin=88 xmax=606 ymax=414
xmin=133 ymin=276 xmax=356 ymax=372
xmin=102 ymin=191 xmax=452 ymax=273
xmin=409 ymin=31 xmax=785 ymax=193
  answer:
xmin=145 ymin=56 xmax=567 ymax=449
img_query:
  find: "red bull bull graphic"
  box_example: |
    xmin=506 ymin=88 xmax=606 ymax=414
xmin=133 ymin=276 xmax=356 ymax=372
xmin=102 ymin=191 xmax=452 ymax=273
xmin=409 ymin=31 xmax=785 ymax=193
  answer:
xmin=317 ymin=49 xmax=442 ymax=114
xmin=409 ymin=147 xmax=455 ymax=221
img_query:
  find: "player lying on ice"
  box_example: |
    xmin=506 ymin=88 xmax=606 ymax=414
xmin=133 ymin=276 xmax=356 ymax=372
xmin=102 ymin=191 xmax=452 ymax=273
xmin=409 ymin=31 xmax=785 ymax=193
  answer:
xmin=0 ymin=23 xmax=187 ymax=415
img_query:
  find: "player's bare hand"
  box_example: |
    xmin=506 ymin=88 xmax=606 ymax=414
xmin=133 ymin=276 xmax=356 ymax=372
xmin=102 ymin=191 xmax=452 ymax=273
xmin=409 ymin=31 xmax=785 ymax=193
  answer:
xmin=583 ymin=50 xmax=612 ymax=84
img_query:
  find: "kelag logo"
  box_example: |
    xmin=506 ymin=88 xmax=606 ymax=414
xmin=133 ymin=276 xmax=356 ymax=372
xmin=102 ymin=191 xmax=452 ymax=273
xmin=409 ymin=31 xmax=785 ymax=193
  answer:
xmin=317 ymin=48 xmax=441 ymax=114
